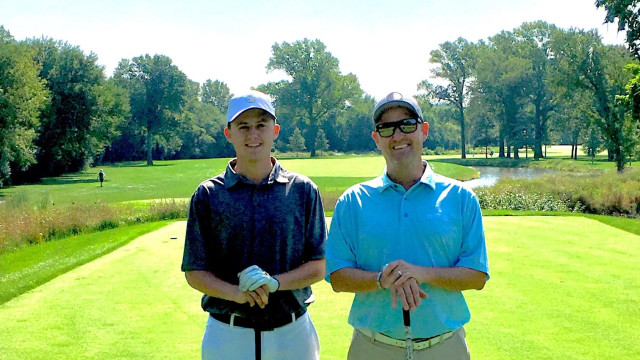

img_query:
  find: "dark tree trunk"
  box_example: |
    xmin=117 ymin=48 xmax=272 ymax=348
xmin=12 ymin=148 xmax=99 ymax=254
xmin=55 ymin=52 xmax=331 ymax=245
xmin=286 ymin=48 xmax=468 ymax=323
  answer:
xmin=146 ymin=128 xmax=153 ymax=165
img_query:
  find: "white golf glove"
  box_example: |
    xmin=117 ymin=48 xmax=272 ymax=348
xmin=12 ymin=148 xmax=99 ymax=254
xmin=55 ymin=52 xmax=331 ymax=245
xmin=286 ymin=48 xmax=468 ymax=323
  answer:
xmin=238 ymin=265 xmax=279 ymax=293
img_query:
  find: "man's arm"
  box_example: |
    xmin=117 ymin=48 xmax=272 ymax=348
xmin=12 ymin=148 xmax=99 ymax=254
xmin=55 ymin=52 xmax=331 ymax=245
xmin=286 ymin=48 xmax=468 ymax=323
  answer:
xmin=330 ymin=267 xmax=428 ymax=311
xmin=274 ymin=259 xmax=325 ymax=291
xmin=384 ymin=260 xmax=487 ymax=291
xmin=329 ymin=267 xmax=379 ymax=293
xmin=185 ymin=270 xmax=269 ymax=308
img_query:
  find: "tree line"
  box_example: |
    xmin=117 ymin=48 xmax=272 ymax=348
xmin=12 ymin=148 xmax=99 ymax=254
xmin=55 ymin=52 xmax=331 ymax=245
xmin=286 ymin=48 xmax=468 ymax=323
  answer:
xmin=423 ymin=20 xmax=640 ymax=172
xmin=2 ymin=14 xmax=640 ymax=186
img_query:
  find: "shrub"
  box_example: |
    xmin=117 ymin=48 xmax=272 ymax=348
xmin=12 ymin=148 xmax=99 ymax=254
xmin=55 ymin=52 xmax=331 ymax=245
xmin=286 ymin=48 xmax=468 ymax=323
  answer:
xmin=0 ymin=198 xmax=189 ymax=255
xmin=476 ymin=167 xmax=640 ymax=217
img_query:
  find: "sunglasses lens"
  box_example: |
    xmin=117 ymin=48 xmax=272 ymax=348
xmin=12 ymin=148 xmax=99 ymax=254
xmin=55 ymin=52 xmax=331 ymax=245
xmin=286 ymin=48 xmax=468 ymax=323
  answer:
xmin=376 ymin=118 xmax=420 ymax=137
xmin=378 ymin=127 xmax=395 ymax=137
xmin=400 ymin=123 xmax=418 ymax=133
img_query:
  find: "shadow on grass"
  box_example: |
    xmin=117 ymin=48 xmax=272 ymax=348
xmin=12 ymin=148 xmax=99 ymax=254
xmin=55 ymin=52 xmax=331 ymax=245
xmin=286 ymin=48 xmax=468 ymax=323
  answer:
xmin=437 ymin=157 xmax=532 ymax=168
xmin=41 ymin=176 xmax=100 ymax=185
xmin=107 ymin=161 xmax=176 ymax=168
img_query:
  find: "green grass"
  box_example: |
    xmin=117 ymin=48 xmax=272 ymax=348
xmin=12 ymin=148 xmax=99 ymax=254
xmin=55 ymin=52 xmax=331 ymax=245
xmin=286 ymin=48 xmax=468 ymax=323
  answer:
xmin=465 ymin=216 xmax=640 ymax=359
xmin=0 ymin=158 xmax=232 ymax=206
xmin=0 ymin=221 xmax=171 ymax=305
xmin=1 ymin=217 xmax=639 ymax=359
xmin=0 ymin=156 xmax=475 ymax=207
xmin=481 ymin=210 xmax=640 ymax=237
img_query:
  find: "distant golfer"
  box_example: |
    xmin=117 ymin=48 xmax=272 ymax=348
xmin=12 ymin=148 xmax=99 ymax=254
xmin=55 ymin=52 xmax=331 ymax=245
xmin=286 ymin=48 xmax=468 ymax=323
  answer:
xmin=326 ymin=92 xmax=490 ymax=359
xmin=181 ymin=90 xmax=326 ymax=360
xmin=97 ymin=169 xmax=105 ymax=187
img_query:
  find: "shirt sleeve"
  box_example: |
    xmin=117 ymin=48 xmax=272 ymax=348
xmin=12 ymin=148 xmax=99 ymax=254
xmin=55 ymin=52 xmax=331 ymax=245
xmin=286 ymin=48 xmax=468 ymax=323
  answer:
xmin=304 ymin=182 xmax=327 ymax=261
xmin=325 ymin=193 xmax=358 ymax=282
xmin=455 ymin=190 xmax=490 ymax=279
xmin=181 ymin=186 xmax=212 ymax=272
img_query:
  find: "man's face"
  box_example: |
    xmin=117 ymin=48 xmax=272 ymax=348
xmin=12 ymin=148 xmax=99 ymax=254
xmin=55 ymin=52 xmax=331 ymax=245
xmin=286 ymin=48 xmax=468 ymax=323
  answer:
xmin=224 ymin=109 xmax=280 ymax=161
xmin=372 ymin=106 xmax=428 ymax=165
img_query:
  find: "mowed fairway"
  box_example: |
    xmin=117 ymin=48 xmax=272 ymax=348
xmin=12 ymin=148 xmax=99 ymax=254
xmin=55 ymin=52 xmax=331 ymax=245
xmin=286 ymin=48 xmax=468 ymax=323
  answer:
xmin=1 ymin=217 xmax=639 ymax=359
xmin=0 ymin=156 xmax=476 ymax=207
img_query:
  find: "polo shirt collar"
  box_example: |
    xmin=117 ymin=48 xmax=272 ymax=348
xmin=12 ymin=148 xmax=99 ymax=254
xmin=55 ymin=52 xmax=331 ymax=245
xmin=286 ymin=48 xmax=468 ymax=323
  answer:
xmin=224 ymin=157 xmax=289 ymax=188
xmin=379 ymin=160 xmax=436 ymax=192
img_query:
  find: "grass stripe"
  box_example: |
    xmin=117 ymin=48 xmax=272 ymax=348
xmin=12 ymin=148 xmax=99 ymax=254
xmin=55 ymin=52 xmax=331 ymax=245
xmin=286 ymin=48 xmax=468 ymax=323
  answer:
xmin=0 ymin=221 xmax=171 ymax=305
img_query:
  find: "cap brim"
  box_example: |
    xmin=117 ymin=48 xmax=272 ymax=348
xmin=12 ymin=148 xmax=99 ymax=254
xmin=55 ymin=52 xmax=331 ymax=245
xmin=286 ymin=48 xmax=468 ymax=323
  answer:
xmin=373 ymin=101 xmax=420 ymax=123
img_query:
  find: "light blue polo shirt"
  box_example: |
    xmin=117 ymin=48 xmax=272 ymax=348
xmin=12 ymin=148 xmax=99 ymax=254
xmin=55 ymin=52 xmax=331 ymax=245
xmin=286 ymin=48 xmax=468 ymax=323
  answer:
xmin=326 ymin=161 xmax=489 ymax=339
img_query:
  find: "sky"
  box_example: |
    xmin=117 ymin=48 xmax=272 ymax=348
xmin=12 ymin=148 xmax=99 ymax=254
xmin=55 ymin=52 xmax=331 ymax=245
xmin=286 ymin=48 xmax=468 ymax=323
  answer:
xmin=1 ymin=0 xmax=627 ymax=100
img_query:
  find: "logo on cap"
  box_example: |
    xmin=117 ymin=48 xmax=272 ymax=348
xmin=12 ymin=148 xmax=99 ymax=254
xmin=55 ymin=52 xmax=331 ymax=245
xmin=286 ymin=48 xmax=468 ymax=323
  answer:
xmin=386 ymin=92 xmax=403 ymax=101
xmin=246 ymin=95 xmax=256 ymax=103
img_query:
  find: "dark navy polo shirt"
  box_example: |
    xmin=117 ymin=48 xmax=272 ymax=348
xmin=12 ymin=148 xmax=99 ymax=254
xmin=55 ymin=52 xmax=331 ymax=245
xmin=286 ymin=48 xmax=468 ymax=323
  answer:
xmin=182 ymin=158 xmax=326 ymax=319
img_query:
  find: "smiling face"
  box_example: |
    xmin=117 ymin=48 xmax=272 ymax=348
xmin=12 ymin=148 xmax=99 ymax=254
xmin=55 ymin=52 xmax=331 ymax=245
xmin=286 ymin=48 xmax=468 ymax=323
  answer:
xmin=224 ymin=108 xmax=280 ymax=162
xmin=372 ymin=106 xmax=429 ymax=168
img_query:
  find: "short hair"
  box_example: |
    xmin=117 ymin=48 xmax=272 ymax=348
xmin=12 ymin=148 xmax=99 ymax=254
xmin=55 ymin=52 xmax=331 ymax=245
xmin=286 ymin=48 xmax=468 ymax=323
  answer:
xmin=227 ymin=109 xmax=276 ymax=128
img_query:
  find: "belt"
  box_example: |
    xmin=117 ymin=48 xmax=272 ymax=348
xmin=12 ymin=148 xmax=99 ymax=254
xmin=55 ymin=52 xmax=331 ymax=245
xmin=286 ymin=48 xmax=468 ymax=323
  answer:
xmin=358 ymin=329 xmax=454 ymax=351
xmin=210 ymin=307 xmax=307 ymax=331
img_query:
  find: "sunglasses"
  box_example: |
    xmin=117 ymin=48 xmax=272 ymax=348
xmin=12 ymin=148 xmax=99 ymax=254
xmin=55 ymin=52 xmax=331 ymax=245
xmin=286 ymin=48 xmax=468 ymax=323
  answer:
xmin=375 ymin=118 xmax=422 ymax=138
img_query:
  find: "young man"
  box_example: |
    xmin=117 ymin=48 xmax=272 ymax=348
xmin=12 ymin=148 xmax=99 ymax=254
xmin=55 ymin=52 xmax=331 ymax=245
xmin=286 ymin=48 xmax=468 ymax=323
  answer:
xmin=326 ymin=92 xmax=489 ymax=360
xmin=182 ymin=90 xmax=326 ymax=360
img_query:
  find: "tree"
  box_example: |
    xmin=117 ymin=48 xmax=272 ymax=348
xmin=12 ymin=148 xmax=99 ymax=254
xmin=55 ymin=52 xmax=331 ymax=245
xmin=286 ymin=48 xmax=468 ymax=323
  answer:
xmin=113 ymin=54 xmax=189 ymax=165
xmin=91 ymin=78 xmax=131 ymax=164
xmin=474 ymin=32 xmax=532 ymax=158
xmin=550 ymin=29 xmax=634 ymax=171
xmin=596 ymin=0 xmax=640 ymax=57
xmin=315 ymin=128 xmax=329 ymax=156
xmin=420 ymin=37 xmax=476 ymax=158
xmin=288 ymin=127 xmax=306 ymax=157
xmin=0 ymin=27 xmax=49 ymax=186
xmin=422 ymin=101 xmax=461 ymax=151
xmin=552 ymin=90 xmax=595 ymax=160
xmin=201 ymin=79 xmax=232 ymax=114
xmin=176 ymin=99 xmax=229 ymax=159
xmin=467 ymin=95 xmax=498 ymax=158
xmin=335 ymin=94 xmax=377 ymax=153
xmin=266 ymin=38 xmax=362 ymax=156
xmin=26 ymin=37 xmax=127 ymax=176
xmin=516 ymin=21 xmax=559 ymax=160
xmin=582 ymin=120 xmax=605 ymax=163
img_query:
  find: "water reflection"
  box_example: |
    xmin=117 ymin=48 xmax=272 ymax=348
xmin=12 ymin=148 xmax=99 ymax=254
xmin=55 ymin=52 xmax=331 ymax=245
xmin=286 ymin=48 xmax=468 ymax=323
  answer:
xmin=464 ymin=166 xmax=558 ymax=188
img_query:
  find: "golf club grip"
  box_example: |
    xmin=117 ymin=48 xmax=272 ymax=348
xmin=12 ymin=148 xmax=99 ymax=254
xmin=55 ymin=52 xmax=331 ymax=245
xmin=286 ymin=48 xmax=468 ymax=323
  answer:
xmin=403 ymin=309 xmax=410 ymax=326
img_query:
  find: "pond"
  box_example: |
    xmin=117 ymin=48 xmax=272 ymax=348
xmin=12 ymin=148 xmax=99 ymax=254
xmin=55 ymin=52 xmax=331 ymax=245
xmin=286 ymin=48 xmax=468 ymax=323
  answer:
xmin=463 ymin=166 xmax=559 ymax=189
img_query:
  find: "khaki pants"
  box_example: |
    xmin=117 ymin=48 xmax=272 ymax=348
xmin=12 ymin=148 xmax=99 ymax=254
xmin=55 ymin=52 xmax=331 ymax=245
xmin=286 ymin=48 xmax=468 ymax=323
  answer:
xmin=347 ymin=327 xmax=470 ymax=360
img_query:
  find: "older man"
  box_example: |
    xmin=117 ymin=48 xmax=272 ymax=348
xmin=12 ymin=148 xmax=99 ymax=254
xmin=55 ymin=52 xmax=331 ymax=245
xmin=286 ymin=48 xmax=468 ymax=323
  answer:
xmin=326 ymin=91 xmax=489 ymax=360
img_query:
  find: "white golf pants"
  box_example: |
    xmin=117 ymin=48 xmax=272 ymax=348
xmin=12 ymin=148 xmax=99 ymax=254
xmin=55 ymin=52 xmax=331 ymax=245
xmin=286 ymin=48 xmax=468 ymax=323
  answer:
xmin=201 ymin=312 xmax=320 ymax=360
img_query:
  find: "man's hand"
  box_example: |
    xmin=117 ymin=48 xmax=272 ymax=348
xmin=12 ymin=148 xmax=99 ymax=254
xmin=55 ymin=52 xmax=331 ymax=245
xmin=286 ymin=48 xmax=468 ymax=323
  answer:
xmin=380 ymin=260 xmax=428 ymax=311
xmin=238 ymin=265 xmax=279 ymax=293
xmin=238 ymin=285 xmax=270 ymax=308
xmin=390 ymin=278 xmax=427 ymax=311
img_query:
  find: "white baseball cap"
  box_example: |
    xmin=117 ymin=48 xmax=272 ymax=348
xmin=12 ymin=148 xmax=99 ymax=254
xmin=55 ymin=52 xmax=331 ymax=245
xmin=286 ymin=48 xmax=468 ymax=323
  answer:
xmin=373 ymin=91 xmax=423 ymax=123
xmin=226 ymin=90 xmax=276 ymax=123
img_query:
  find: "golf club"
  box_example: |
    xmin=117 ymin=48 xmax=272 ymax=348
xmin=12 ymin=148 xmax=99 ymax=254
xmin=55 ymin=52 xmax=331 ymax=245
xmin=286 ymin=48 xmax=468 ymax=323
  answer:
xmin=255 ymin=329 xmax=261 ymax=360
xmin=403 ymin=309 xmax=414 ymax=360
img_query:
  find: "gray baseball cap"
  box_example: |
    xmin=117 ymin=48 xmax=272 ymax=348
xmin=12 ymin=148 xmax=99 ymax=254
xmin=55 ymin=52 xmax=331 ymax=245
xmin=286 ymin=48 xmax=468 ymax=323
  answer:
xmin=226 ymin=90 xmax=276 ymax=123
xmin=373 ymin=92 xmax=423 ymax=123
